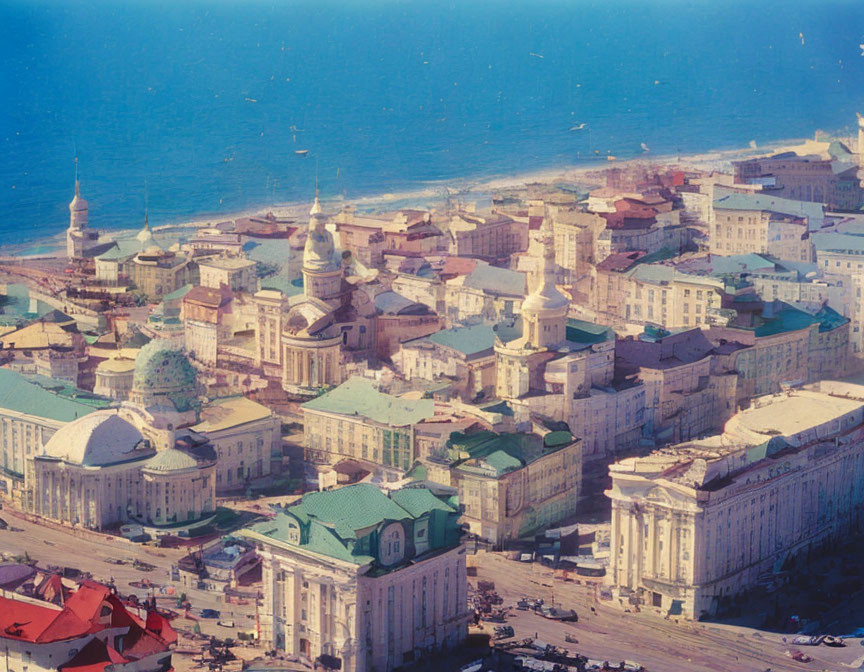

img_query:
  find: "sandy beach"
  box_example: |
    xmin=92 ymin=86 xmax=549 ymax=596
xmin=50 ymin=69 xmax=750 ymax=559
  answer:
xmin=0 ymin=136 xmax=809 ymax=261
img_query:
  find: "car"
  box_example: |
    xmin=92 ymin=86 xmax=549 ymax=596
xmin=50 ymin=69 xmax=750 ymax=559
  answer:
xmin=200 ymin=609 xmax=220 ymax=619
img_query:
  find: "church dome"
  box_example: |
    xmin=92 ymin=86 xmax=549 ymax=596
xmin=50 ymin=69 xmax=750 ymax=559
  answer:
xmin=521 ymin=282 xmax=569 ymax=314
xmin=143 ymin=448 xmax=199 ymax=473
xmin=136 ymin=224 xmax=154 ymax=244
xmin=303 ymin=217 xmax=339 ymax=272
xmin=42 ymin=411 xmax=149 ymax=467
xmin=132 ymin=341 xmax=199 ymax=402
xmin=69 ymin=182 xmax=88 ymax=213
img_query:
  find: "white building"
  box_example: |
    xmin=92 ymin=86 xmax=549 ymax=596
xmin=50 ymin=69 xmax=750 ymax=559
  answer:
xmin=242 ymin=483 xmax=468 ymax=672
xmin=607 ymin=383 xmax=864 ymax=619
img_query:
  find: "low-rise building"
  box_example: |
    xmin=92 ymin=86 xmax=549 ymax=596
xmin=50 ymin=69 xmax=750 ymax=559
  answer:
xmin=301 ymin=377 xmax=436 ymax=475
xmin=0 ymin=579 xmax=176 ymax=672
xmin=31 ymin=410 xmax=215 ymax=529
xmin=191 ymin=395 xmax=281 ymax=495
xmin=710 ymin=191 xmax=819 ymax=261
xmin=0 ymin=369 xmax=110 ymax=507
xmin=395 ymin=323 xmax=497 ymax=402
xmin=445 ymin=263 xmax=526 ymax=325
xmin=242 ymin=482 xmax=468 ymax=672
xmin=443 ymin=429 xmax=582 ymax=545
xmin=607 ymin=384 xmax=864 ymax=619
xmin=447 ymin=211 xmax=528 ymax=260
xmin=616 ymin=327 xmax=738 ymax=444
xmin=732 ymin=139 xmax=862 ymax=211
xmin=198 ymin=255 xmax=259 ymax=293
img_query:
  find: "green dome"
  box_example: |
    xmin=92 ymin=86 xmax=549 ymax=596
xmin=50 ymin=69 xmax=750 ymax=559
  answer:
xmin=132 ymin=342 xmax=199 ymax=412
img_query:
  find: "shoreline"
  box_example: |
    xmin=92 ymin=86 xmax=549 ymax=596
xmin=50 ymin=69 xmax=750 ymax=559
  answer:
xmin=0 ymin=136 xmax=811 ymax=261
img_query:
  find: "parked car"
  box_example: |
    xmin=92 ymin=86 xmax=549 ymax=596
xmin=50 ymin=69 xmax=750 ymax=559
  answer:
xmin=201 ymin=609 xmax=220 ymax=619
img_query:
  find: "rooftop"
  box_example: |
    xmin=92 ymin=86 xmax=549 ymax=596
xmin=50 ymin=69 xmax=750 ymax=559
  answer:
xmin=198 ymin=256 xmax=257 ymax=270
xmin=449 ymin=430 xmax=577 ymax=477
xmin=410 ymin=323 xmax=495 ymax=357
xmin=0 ymin=368 xmax=103 ymax=423
xmin=462 ymin=264 xmax=527 ymax=297
xmin=245 ymin=482 xmax=456 ymax=565
xmin=302 ymin=377 xmax=435 ymax=426
xmin=193 ymin=395 xmax=273 ymax=432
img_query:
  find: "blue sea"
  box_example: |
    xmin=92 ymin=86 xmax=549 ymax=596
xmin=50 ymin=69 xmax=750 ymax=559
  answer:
xmin=1 ymin=0 xmax=864 ymax=248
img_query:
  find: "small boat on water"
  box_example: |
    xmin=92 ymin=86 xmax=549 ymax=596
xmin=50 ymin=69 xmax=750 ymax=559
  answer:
xmin=295 ymin=149 xmax=309 ymax=156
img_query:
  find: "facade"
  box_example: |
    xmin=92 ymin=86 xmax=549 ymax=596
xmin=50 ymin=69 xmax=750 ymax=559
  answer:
xmin=93 ymin=356 xmax=136 ymax=400
xmin=444 ymin=429 xmax=582 ymax=544
xmin=396 ymin=323 xmax=497 ymax=402
xmin=32 ymin=346 xmax=79 ymax=385
xmin=198 ymin=255 xmax=258 ymax=293
xmin=302 ymin=377 xmax=436 ymax=474
xmin=607 ymin=385 xmax=864 ymax=619
xmin=710 ymin=192 xmax=818 ymax=261
xmin=372 ymin=290 xmax=441 ymax=360
xmin=0 ymin=368 xmax=103 ymax=506
xmin=31 ymin=410 xmax=215 ymax=529
xmin=447 ymin=211 xmax=528 ymax=260
xmin=813 ymin=231 xmax=864 ymax=356
xmin=183 ymin=286 xmax=233 ymax=366
xmin=707 ymin=302 xmax=850 ymax=402
xmin=616 ymin=328 xmax=738 ymax=444
xmin=242 ymin=483 xmax=468 ymax=672
xmin=0 ymin=580 xmax=175 ymax=672
xmin=732 ymin=143 xmax=862 ymax=211
xmin=128 ymin=245 xmax=195 ymax=299
xmin=191 ymin=395 xmax=280 ymax=494
xmin=444 ymin=263 xmax=526 ymax=325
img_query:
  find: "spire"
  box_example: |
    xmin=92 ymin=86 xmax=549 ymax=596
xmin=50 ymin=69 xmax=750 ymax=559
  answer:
xmin=74 ymin=157 xmax=80 ymax=196
xmin=309 ymin=170 xmax=322 ymax=216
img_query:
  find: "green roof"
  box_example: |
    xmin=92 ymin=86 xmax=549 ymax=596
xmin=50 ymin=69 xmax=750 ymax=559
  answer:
xmin=260 ymin=275 xmax=304 ymax=297
xmin=390 ymin=487 xmax=456 ymax=518
xmin=713 ymin=192 xmax=824 ymax=225
xmin=0 ymin=369 xmax=104 ymax=423
xmin=302 ymin=377 xmax=435 ymax=426
xmin=162 ymin=284 xmax=195 ymax=302
xmin=566 ymin=318 xmax=614 ymax=344
xmin=423 ymin=324 xmax=495 ymax=357
xmin=747 ymin=302 xmax=848 ymax=337
xmin=247 ymin=483 xmax=456 ymax=565
xmin=449 ymin=430 xmax=575 ymax=476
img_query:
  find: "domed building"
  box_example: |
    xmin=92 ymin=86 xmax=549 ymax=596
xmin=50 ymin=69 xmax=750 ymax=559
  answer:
xmin=66 ymin=177 xmax=101 ymax=260
xmin=130 ymin=341 xmax=201 ymax=414
xmin=255 ymin=193 xmax=377 ymax=396
xmin=30 ymin=410 xmax=215 ymax=530
xmin=494 ymin=215 xmax=614 ymax=406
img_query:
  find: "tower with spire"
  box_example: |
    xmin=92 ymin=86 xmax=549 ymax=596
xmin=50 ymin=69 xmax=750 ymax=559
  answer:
xmin=66 ymin=158 xmax=98 ymax=259
xmin=301 ymin=184 xmax=342 ymax=302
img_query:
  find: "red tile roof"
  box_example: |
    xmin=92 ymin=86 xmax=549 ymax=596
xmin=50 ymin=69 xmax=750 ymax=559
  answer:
xmin=60 ymin=636 xmax=128 ymax=672
xmin=0 ymin=596 xmax=90 ymax=643
xmin=596 ymin=251 xmax=647 ymax=272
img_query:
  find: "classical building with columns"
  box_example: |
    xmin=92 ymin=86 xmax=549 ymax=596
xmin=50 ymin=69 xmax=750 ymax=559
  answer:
xmin=254 ymin=194 xmax=377 ymax=396
xmin=30 ymin=409 xmax=215 ymax=529
xmin=606 ymin=381 xmax=864 ymax=619
xmin=241 ymin=483 xmax=468 ymax=672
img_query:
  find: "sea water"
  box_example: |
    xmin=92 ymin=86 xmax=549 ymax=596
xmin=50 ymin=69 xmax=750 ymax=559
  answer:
xmin=1 ymin=0 xmax=863 ymax=246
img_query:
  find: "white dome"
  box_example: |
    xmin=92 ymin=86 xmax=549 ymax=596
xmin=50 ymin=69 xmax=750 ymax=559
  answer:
xmin=144 ymin=448 xmax=199 ymax=472
xmin=42 ymin=411 xmax=149 ymax=467
xmin=522 ymin=282 xmax=569 ymax=314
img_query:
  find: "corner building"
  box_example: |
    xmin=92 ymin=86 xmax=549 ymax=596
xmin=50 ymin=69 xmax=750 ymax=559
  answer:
xmin=242 ymin=483 xmax=468 ymax=672
xmin=606 ymin=382 xmax=864 ymax=619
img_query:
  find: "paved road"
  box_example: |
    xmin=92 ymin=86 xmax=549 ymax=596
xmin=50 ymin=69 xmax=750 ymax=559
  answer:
xmin=471 ymin=552 xmax=863 ymax=672
xmin=0 ymin=511 xmax=257 ymax=639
